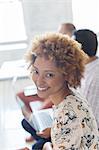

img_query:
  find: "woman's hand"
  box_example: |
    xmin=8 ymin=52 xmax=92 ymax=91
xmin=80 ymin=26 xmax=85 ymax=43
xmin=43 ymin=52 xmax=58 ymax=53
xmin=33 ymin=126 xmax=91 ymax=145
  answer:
xmin=42 ymin=142 xmax=53 ymax=150
xmin=21 ymin=105 xmax=32 ymax=120
xmin=37 ymin=128 xmax=51 ymax=138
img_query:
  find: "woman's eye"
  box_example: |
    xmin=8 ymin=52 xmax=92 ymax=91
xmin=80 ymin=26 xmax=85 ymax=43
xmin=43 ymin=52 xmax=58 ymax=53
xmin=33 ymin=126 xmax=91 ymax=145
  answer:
xmin=31 ymin=69 xmax=38 ymax=75
xmin=46 ymin=73 xmax=55 ymax=78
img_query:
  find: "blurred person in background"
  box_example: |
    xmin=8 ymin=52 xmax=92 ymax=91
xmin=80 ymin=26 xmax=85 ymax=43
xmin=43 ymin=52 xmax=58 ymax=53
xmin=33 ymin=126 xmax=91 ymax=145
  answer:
xmin=73 ymin=29 xmax=99 ymax=129
xmin=58 ymin=22 xmax=76 ymax=37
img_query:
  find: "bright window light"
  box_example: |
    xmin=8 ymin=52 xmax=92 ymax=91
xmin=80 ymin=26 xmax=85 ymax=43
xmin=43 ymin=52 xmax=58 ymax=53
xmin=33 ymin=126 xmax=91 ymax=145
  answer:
xmin=0 ymin=0 xmax=27 ymax=43
xmin=0 ymin=43 xmax=27 ymax=51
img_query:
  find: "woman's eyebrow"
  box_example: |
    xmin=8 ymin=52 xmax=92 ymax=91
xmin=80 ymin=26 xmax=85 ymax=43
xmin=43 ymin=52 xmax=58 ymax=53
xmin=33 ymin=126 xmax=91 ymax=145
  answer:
xmin=33 ymin=67 xmax=55 ymax=73
xmin=44 ymin=70 xmax=55 ymax=73
xmin=32 ymin=65 xmax=38 ymax=69
xmin=33 ymin=64 xmax=56 ymax=73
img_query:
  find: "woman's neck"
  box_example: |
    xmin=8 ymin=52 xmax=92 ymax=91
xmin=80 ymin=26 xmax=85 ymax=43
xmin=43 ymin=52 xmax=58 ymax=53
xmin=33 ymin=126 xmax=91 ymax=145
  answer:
xmin=49 ymin=86 xmax=72 ymax=106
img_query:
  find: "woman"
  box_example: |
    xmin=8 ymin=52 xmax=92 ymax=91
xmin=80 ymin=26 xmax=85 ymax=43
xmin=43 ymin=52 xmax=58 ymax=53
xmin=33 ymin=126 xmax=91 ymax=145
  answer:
xmin=25 ymin=33 xmax=99 ymax=149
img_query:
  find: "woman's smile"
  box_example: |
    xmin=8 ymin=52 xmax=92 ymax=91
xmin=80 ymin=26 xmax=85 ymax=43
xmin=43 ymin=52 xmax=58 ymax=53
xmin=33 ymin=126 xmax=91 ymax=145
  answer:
xmin=37 ymin=86 xmax=50 ymax=92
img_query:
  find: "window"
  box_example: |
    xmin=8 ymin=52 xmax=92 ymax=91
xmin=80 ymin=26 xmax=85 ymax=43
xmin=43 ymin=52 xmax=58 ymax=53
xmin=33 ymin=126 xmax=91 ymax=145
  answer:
xmin=0 ymin=0 xmax=27 ymax=51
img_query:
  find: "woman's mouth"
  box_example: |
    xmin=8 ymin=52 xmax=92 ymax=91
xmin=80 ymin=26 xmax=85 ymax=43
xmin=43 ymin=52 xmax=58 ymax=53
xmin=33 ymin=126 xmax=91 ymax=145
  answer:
xmin=37 ymin=87 xmax=49 ymax=92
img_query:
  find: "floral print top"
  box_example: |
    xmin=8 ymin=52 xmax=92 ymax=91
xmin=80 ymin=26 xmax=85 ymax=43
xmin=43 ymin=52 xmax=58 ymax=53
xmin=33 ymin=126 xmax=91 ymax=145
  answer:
xmin=51 ymin=91 xmax=99 ymax=150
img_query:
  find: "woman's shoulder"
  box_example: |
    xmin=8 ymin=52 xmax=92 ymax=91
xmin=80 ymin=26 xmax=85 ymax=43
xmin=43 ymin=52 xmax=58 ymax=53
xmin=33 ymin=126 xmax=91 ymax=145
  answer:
xmin=64 ymin=90 xmax=93 ymax=118
xmin=65 ymin=89 xmax=88 ymax=106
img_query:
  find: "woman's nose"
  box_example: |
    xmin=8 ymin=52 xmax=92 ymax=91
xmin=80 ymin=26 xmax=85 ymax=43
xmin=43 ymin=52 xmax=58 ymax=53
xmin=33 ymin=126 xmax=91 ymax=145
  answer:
xmin=36 ymin=75 xmax=45 ymax=85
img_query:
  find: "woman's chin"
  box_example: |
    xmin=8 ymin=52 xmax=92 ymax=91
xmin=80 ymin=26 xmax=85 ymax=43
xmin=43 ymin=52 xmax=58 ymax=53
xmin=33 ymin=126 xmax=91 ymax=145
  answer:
xmin=37 ymin=92 xmax=48 ymax=99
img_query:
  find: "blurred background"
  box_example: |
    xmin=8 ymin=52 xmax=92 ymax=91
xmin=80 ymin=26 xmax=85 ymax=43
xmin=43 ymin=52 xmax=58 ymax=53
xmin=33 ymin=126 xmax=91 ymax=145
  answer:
xmin=0 ymin=0 xmax=99 ymax=149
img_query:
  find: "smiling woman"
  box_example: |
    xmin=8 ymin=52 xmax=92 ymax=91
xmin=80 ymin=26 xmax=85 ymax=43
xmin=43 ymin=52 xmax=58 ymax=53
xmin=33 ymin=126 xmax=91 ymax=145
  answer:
xmin=24 ymin=32 xmax=99 ymax=150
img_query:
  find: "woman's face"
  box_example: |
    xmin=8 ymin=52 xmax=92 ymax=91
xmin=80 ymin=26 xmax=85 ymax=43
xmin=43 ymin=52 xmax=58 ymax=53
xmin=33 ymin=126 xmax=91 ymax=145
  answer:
xmin=31 ymin=56 xmax=66 ymax=100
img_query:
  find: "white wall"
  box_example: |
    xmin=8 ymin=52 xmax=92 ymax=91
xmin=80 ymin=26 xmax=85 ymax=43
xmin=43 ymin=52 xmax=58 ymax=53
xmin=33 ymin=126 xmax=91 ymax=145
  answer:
xmin=22 ymin=0 xmax=73 ymax=41
xmin=72 ymin=0 xmax=99 ymax=56
xmin=72 ymin=0 xmax=99 ymax=33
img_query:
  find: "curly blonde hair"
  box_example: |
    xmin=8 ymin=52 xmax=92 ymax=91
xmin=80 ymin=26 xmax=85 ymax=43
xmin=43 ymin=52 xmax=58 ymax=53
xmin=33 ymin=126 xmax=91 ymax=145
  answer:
xmin=25 ymin=33 xmax=88 ymax=88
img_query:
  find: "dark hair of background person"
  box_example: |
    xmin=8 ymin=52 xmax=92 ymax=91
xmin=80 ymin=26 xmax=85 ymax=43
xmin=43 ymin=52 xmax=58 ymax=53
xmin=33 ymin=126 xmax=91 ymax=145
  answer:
xmin=73 ymin=29 xmax=98 ymax=56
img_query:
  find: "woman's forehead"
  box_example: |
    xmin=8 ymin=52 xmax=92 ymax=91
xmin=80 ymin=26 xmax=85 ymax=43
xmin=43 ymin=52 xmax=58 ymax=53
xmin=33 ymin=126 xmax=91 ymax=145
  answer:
xmin=34 ymin=56 xmax=55 ymax=67
xmin=33 ymin=56 xmax=64 ymax=74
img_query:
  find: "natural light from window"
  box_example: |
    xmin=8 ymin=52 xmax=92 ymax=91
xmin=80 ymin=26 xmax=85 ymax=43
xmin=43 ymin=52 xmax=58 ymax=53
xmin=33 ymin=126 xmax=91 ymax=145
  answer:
xmin=0 ymin=0 xmax=27 ymax=51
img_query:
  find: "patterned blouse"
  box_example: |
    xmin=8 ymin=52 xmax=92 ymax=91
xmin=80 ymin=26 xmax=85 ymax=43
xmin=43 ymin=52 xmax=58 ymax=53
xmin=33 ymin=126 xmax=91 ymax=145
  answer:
xmin=51 ymin=91 xmax=99 ymax=150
